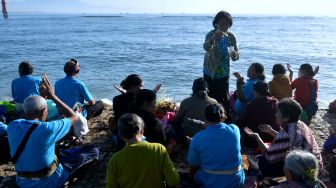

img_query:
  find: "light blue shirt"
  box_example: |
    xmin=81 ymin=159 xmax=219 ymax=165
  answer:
xmin=0 ymin=121 xmax=7 ymax=136
xmin=11 ymin=75 xmax=42 ymax=104
xmin=234 ymin=79 xmax=259 ymax=115
xmin=55 ymin=76 xmax=93 ymax=117
xmin=7 ymin=118 xmax=71 ymax=188
xmin=187 ymin=123 xmax=245 ymax=188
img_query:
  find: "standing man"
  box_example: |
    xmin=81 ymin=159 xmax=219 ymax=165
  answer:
xmin=55 ymin=59 xmax=103 ymax=118
xmin=7 ymin=75 xmax=78 ymax=188
xmin=106 ymin=113 xmax=179 ymax=188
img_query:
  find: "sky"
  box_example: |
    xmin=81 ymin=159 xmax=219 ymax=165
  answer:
xmin=6 ymin=0 xmax=336 ymax=16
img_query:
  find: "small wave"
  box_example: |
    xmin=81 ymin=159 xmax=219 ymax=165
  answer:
xmin=82 ymin=15 xmax=123 ymax=18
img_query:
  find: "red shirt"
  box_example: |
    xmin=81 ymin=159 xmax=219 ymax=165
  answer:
xmin=291 ymin=77 xmax=318 ymax=108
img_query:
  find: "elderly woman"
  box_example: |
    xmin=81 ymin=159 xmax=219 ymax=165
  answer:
xmin=236 ymin=81 xmax=279 ymax=148
xmin=244 ymin=98 xmax=322 ymax=177
xmin=273 ymin=150 xmax=326 ymax=188
xmin=203 ymin=10 xmax=239 ymax=120
xmin=174 ymin=77 xmax=217 ymax=137
xmin=187 ymin=103 xmax=245 ymax=188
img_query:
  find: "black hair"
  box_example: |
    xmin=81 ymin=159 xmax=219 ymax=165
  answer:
xmin=251 ymin=63 xmax=265 ymax=81
xmin=299 ymin=63 xmax=315 ymax=77
xmin=212 ymin=10 xmax=233 ymax=28
xmin=118 ymin=113 xmax=144 ymax=139
xmin=19 ymin=61 xmax=33 ymax=75
xmin=192 ymin=77 xmax=208 ymax=98
xmin=277 ymin=98 xmax=302 ymax=124
xmin=120 ymin=74 xmax=143 ymax=90
xmin=253 ymin=81 xmax=270 ymax=96
xmin=135 ymin=89 xmax=156 ymax=108
xmin=204 ymin=103 xmax=226 ymax=123
xmin=272 ymin=64 xmax=286 ymax=75
xmin=64 ymin=59 xmax=79 ymax=75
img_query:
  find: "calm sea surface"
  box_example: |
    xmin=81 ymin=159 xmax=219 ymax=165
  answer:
xmin=1 ymin=14 xmax=336 ymax=108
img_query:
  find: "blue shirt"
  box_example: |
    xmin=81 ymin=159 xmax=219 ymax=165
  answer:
xmin=11 ymin=75 xmax=42 ymax=104
xmin=0 ymin=121 xmax=7 ymax=136
xmin=55 ymin=76 xmax=93 ymax=117
xmin=187 ymin=123 xmax=245 ymax=188
xmin=234 ymin=79 xmax=259 ymax=115
xmin=7 ymin=118 xmax=71 ymax=188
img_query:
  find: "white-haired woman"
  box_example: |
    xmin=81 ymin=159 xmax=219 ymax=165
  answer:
xmin=273 ymin=150 xmax=326 ymax=188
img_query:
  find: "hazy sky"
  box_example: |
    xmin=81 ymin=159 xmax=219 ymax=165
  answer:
xmin=7 ymin=0 xmax=336 ymax=16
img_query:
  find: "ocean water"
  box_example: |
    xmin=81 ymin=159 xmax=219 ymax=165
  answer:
xmin=1 ymin=14 xmax=336 ymax=108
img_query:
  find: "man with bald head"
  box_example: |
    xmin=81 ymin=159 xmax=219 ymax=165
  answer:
xmin=55 ymin=59 xmax=103 ymax=118
xmin=11 ymin=61 xmax=42 ymax=104
xmin=7 ymin=75 xmax=78 ymax=188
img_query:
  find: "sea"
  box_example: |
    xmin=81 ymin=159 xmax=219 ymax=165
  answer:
xmin=1 ymin=13 xmax=336 ymax=108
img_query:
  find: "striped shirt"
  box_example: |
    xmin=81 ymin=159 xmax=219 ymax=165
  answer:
xmin=265 ymin=121 xmax=321 ymax=164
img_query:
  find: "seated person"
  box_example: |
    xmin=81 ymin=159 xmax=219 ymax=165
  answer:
xmin=55 ymin=59 xmax=103 ymax=119
xmin=289 ymin=63 xmax=319 ymax=123
xmin=269 ymin=63 xmax=292 ymax=100
xmin=233 ymin=63 xmax=266 ymax=115
xmin=174 ymin=77 xmax=217 ymax=137
xmin=324 ymin=124 xmax=336 ymax=154
xmin=187 ymin=103 xmax=245 ymax=188
xmin=106 ymin=113 xmax=179 ymax=188
xmin=134 ymin=89 xmax=166 ymax=145
xmin=244 ymin=98 xmax=322 ymax=177
xmin=11 ymin=61 xmax=42 ymax=104
xmin=7 ymin=75 xmax=78 ymax=188
xmin=113 ymin=74 xmax=143 ymax=125
xmin=274 ymin=150 xmax=326 ymax=188
xmin=236 ymin=81 xmax=279 ymax=147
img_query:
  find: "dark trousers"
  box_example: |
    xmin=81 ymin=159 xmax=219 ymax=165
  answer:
xmin=204 ymin=74 xmax=232 ymax=123
xmin=258 ymin=155 xmax=285 ymax=177
xmin=84 ymin=100 xmax=104 ymax=119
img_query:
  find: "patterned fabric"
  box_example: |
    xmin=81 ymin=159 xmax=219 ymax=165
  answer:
xmin=203 ymin=30 xmax=238 ymax=79
xmin=265 ymin=121 xmax=322 ymax=165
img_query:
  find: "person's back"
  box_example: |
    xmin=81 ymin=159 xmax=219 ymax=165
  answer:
xmin=175 ymin=95 xmax=217 ymax=136
xmin=269 ymin=75 xmax=292 ymax=100
xmin=174 ymin=77 xmax=218 ymax=137
xmin=269 ymin=64 xmax=292 ymax=100
xmin=11 ymin=61 xmax=41 ymax=104
xmin=8 ymin=118 xmax=71 ymax=187
xmin=106 ymin=113 xmax=179 ymax=188
xmin=134 ymin=109 xmax=166 ymax=145
xmin=188 ymin=103 xmax=244 ymax=188
xmin=55 ymin=77 xmax=92 ymax=108
xmin=7 ymin=78 xmax=78 ymax=188
xmin=55 ymin=59 xmax=94 ymax=118
xmin=107 ymin=142 xmax=178 ymax=188
xmin=237 ymin=96 xmax=279 ymax=145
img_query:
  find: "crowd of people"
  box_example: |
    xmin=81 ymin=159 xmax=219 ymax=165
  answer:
xmin=0 ymin=10 xmax=332 ymax=188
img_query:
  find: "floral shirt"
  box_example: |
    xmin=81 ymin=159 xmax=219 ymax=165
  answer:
xmin=203 ymin=30 xmax=238 ymax=79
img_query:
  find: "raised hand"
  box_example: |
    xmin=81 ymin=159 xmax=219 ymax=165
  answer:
xmin=287 ymin=63 xmax=293 ymax=73
xmin=40 ymin=74 xmax=55 ymax=98
xmin=244 ymin=127 xmax=259 ymax=139
xmin=258 ymin=124 xmax=273 ymax=134
xmin=153 ymin=83 xmax=161 ymax=93
xmin=314 ymin=65 xmax=319 ymax=75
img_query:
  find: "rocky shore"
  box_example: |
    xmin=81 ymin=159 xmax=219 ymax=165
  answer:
xmin=0 ymin=105 xmax=335 ymax=187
